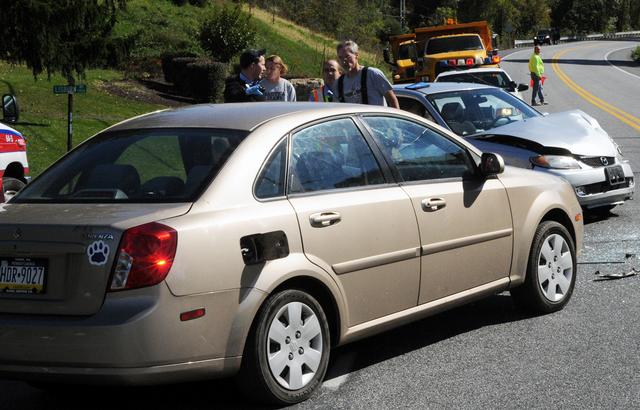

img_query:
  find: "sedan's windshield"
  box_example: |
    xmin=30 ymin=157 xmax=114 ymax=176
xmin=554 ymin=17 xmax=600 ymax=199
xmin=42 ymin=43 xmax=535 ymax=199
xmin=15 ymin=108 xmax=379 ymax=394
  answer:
xmin=13 ymin=128 xmax=248 ymax=203
xmin=426 ymin=35 xmax=483 ymax=54
xmin=427 ymin=88 xmax=540 ymax=136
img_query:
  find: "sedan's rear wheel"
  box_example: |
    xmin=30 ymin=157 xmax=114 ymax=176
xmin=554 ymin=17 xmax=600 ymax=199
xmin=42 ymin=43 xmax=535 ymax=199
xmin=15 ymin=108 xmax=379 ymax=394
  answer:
xmin=238 ymin=289 xmax=330 ymax=405
xmin=511 ymin=221 xmax=576 ymax=313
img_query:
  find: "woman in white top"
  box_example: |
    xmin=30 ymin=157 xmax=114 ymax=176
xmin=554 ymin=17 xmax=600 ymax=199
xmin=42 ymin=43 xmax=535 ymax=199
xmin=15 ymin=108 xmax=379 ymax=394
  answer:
xmin=260 ymin=55 xmax=297 ymax=102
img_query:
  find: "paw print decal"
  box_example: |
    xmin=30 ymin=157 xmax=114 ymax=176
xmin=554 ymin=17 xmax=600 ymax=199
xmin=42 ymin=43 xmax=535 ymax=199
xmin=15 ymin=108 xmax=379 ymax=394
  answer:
xmin=87 ymin=240 xmax=110 ymax=266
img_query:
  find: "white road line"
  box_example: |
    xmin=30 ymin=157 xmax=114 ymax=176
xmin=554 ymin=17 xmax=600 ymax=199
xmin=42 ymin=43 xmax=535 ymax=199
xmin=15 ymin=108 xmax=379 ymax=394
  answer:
xmin=322 ymin=373 xmax=350 ymax=391
xmin=604 ymin=46 xmax=640 ymax=81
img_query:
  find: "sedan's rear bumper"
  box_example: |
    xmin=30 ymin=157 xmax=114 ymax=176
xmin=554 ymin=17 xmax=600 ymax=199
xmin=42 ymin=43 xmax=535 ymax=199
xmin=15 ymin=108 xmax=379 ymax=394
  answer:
xmin=0 ymin=283 xmax=266 ymax=385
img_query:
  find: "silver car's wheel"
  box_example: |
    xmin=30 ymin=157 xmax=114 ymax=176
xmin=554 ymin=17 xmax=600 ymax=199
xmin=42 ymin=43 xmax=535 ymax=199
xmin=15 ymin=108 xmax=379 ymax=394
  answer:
xmin=536 ymin=233 xmax=573 ymax=302
xmin=238 ymin=289 xmax=330 ymax=405
xmin=267 ymin=301 xmax=324 ymax=390
xmin=511 ymin=221 xmax=576 ymax=313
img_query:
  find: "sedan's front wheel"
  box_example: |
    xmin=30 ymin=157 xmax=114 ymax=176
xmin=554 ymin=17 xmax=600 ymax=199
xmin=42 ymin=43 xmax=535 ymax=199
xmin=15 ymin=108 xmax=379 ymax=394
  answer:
xmin=238 ymin=289 xmax=330 ymax=405
xmin=511 ymin=221 xmax=576 ymax=313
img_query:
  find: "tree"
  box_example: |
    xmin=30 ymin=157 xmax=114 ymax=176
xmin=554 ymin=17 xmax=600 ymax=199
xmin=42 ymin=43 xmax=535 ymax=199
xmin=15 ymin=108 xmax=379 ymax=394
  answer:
xmin=199 ymin=5 xmax=257 ymax=63
xmin=0 ymin=0 xmax=126 ymax=83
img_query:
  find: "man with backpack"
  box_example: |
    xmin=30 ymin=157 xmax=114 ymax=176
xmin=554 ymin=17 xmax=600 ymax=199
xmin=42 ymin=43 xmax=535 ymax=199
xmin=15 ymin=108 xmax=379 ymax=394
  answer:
xmin=336 ymin=40 xmax=399 ymax=108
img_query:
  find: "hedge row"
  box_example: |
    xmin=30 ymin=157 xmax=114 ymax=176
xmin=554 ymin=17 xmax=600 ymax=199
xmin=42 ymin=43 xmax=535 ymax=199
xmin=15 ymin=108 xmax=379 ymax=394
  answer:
xmin=162 ymin=53 xmax=228 ymax=103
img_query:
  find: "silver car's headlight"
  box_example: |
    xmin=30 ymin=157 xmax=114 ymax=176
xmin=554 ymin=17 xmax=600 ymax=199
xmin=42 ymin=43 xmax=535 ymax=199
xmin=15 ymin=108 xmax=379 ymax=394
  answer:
xmin=530 ymin=155 xmax=582 ymax=169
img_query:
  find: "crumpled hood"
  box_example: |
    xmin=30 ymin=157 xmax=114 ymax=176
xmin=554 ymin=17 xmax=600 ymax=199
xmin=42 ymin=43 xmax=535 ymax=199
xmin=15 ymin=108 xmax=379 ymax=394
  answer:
xmin=474 ymin=110 xmax=618 ymax=157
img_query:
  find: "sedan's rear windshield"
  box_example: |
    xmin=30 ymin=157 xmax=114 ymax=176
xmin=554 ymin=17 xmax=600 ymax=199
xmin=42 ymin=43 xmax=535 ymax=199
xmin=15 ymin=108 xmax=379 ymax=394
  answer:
xmin=426 ymin=35 xmax=483 ymax=55
xmin=13 ymin=128 xmax=248 ymax=203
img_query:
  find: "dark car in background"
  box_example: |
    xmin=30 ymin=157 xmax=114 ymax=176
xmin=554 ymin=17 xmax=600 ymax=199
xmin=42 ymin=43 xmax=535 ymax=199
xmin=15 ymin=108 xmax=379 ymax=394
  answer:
xmin=534 ymin=29 xmax=558 ymax=45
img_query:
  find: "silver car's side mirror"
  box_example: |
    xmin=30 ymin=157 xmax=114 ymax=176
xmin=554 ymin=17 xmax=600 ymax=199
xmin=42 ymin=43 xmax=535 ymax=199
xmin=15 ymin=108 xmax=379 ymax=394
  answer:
xmin=480 ymin=153 xmax=505 ymax=176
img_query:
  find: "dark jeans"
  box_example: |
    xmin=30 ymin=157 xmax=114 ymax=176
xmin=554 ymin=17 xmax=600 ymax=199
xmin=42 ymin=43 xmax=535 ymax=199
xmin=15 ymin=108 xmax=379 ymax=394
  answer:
xmin=530 ymin=73 xmax=544 ymax=104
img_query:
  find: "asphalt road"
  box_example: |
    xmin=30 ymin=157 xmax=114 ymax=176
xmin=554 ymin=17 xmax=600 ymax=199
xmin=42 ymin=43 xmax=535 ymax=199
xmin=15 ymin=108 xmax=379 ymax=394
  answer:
xmin=1 ymin=40 xmax=639 ymax=409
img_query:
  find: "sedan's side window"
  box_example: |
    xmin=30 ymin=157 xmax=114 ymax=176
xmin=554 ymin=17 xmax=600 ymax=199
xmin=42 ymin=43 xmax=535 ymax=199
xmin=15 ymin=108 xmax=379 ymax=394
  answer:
xmin=255 ymin=138 xmax=287 ymax=199
xmin=289 ymin=118 xmax=385 ymax=194
xmin=364 ymin=116 xmax=475 ymax=182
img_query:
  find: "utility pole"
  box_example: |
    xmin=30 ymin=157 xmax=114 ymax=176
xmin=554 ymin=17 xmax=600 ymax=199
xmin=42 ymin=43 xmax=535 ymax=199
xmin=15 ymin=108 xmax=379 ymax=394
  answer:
xmin=399 ymin=0 xmax=406 ymax=32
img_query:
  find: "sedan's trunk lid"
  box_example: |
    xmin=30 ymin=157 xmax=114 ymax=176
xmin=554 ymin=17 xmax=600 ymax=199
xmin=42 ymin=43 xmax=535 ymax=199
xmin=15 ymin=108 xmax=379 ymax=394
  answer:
xmin=0 ymin=203 xmax=190 ymax=315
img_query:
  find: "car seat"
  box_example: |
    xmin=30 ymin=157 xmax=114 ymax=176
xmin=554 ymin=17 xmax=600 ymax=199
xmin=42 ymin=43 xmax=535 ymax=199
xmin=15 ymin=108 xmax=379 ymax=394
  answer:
xmin=440 ymin=102 xmax=476 ymax=136
xmin=78 ymin=164 xmax=141 ymax=196
xmin=294 ymin=150 xmax=348 ymax=192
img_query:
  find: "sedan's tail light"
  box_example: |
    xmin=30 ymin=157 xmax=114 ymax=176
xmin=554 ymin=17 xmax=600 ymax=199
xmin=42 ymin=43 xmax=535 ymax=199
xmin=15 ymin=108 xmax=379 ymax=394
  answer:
xmin=109 ymin=222 xmax=177 ymax=291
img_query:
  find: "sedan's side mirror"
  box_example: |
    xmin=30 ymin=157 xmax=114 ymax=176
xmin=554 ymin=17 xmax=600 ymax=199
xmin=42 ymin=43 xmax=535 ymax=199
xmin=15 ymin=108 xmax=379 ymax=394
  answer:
xmin=480 ymin=153 xmax=504 ymax=176
xmin=2 ymin=94 xmax=19 ymax=124
xmin=508 ymin=80 xmax=517 ymax=91
xmin=517 ymin=83 xmax=529 ymax=92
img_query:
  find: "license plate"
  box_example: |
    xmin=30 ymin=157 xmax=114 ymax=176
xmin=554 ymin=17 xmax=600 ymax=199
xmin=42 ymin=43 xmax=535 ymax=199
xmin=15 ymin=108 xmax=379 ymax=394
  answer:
xmin=0 ymin=258 xmax=47 ymax=294
xmin=604 ymin=165 xmax=625 ymax=186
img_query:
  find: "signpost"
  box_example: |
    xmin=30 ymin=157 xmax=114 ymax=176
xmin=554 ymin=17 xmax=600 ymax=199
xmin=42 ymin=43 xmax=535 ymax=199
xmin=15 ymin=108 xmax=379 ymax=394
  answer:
xmin=53 ymin=84 xmax=87 ymax=152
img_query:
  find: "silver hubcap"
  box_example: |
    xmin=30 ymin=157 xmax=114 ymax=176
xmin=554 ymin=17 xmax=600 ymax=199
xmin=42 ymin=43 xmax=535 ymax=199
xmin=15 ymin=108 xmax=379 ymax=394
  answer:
xmin=267 ymin=301 xmax=323 ymax=390
xmin=537 ymin=233 xmax=573 ymax=302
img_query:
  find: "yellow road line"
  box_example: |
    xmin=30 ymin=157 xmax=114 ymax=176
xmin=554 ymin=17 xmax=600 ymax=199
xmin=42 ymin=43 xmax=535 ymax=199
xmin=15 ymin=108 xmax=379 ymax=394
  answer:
xmin=551 ymin=47 xmax=640 ymax=131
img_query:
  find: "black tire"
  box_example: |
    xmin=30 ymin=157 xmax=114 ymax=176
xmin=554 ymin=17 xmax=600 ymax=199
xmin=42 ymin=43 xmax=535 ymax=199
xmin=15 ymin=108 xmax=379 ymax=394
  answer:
xmin=3 ymin=177 xmax=26 ymax=200
xmin=237 ymin=289 xmax=331 ymax=405
xmin=511 ymin=221 xmax=576 ymax=313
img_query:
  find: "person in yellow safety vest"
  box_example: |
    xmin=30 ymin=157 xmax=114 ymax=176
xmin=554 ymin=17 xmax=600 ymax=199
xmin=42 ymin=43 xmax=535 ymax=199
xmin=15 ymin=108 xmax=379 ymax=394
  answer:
xmin=528 ymin=45 xmax=547 ymax=106
xmin=309 ymin=60 xmax=342 ymax=102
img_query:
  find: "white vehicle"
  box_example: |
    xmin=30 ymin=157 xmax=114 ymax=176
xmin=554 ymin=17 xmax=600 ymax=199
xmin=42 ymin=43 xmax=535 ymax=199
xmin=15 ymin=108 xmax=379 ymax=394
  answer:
xmin=0 ymin=95 xmax=29 ymax=201
xmin=435 ymin=68 xmax=529 ymax=100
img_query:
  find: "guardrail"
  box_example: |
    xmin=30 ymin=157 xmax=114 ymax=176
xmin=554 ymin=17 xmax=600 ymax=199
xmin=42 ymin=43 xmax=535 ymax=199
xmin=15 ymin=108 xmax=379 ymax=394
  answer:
xmin=514 ymin=30 xmax=640 ymax=47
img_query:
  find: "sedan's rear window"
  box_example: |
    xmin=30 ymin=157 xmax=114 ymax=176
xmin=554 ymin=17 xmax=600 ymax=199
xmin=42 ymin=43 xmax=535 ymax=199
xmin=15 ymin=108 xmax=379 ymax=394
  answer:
xmin=13 ymin=128 xmax=248 ymax=203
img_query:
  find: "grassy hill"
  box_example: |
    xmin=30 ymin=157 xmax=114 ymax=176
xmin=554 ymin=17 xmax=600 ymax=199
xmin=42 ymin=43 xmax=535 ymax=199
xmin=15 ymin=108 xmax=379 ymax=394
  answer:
xmin=0 ymin=0 xmax=388 ymax=176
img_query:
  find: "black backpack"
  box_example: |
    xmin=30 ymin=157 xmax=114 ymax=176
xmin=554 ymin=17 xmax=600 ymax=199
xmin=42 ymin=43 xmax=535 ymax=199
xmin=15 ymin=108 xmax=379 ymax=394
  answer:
xmin=338 ymin=66 xmax=368 ymax=104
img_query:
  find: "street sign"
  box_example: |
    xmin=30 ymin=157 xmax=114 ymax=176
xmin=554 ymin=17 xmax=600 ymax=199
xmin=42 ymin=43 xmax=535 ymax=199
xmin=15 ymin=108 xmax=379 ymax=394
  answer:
xmin=52 ymin=84 xmax=87 ymax=151
xmin=53 ymin=84 xmax=87 ymax=94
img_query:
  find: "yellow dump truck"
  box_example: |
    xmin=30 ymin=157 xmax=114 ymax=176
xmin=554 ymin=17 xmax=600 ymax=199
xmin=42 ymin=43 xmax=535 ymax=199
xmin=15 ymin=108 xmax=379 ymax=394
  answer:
xmin=384 ymin=20 xmax=501 ymax=84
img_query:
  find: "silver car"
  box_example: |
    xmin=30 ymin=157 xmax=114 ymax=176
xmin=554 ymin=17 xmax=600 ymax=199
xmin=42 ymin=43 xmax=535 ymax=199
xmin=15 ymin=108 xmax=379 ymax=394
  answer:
xmin=0 ymin=103 xmax=582 ymax=404
xmin=394 ymin=82 xmax=635 ymax=211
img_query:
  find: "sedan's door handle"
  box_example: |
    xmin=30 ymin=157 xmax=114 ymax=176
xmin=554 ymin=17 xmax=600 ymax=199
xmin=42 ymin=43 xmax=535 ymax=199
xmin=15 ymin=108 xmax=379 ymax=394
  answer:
xmin=422 ymin=198 xmax=446 ymax=212
xmin=310 ymin=212 xmax=342 ymax=227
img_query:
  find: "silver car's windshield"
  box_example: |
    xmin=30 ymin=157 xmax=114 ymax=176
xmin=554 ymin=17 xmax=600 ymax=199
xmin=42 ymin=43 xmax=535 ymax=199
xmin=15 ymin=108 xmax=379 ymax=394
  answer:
xmin=427 ymin=88 xmax=540 ymax=136
xmin=13 ymin=128 xmax=248 ymax=203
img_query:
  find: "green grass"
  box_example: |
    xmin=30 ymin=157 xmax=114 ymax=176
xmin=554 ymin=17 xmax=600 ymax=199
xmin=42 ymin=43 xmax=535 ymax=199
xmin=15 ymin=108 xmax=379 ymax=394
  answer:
xmin=0 ymin=62 xmax=165 ymax=176
xmin=253 ymin=18 xmax=330 ymax=77
xmin=633 ymin=46 xmax=640 ymax=62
